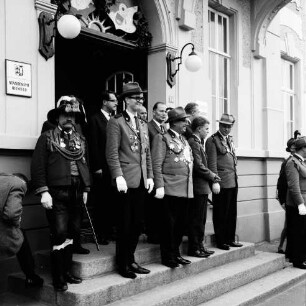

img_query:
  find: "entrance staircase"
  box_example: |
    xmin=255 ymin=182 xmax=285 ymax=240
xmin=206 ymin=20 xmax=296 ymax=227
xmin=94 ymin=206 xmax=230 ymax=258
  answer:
xmin=3 ymin=236 xmax=306 ymax=306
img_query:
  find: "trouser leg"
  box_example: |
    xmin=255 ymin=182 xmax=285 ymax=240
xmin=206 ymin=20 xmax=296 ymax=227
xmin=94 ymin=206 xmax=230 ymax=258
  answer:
xmin=226 ymin=188 xmax=238 ymax=243
xmin=16 ymin=230 xmax=35 ymax=278
xmin=188 ymin=195 xmax=206 ymax=252
xmin=116 ymin=186 xmax=145 ymax=270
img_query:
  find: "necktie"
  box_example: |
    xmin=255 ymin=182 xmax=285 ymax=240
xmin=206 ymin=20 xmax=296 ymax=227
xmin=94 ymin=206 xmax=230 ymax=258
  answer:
xmin=134 ymin=116 xmax=140 ymax=134
xmin=160 ymin=125 xmax=165 ymax=134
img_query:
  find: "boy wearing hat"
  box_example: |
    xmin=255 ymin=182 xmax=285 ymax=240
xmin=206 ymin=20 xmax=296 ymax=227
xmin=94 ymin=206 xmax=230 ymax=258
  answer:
xmin=151 ymin=107 xmax=193 ymax=268
xmin=106 ymin=82 xmax=154 ymax=279
xmin=285 ymin=136 xmax=306 ymax=269
xmin=205 ymin=113 xmax=242 ymax=250
xmin=31 ymin=96 xmax=91 ymax=291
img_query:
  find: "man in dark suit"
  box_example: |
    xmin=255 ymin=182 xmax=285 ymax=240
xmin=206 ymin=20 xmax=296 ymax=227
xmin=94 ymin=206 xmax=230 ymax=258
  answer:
xmin=88 ymin=91 xmax=118 ymax=244
xmin=285 ymin=136 xmax=306 ymax=269
xmin=152 ymin=107 xmax=193 ymax=268
xmin=205 ymin=113 xmax=242 ymax=250
xmin=106 ymin=82 xmax=154 ymax=279
xmin=145 ymin=102 xmax=167 ymax=243
xmin=184 ymin=102 xmax=200 ymax=139
xmin=188 ymin=117 xmax=220 ymax=257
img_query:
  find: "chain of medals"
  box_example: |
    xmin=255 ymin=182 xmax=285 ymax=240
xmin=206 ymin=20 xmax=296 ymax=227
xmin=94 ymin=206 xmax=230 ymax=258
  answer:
xmin=48 ymin=129 xmax=85 ymax=161
xmin=168 ymin=137 xmax=192 ymax=165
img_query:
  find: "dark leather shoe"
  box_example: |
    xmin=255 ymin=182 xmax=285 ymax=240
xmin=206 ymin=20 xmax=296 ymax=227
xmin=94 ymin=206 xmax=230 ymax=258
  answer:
xmin=53 ymin=280 xmax=68 ymax=292
xmin=188 ymin=250 xmax=209 ymax=258
xmin=129 ymin=263 xmax=150 ymax=274
xmin=73 ymin=245 xmax=90 ymax=254
xmin=25 ymin=274 xmax=44 ymax=288
xmin=65 ymin=272 xmax=82 ymax=284
xmin=217 ymin=244 xmax=230 ymax=250
xmin=227 ymin=242 xmax=243 ymax=247
xmin=119 ymin=267 xmax=137 ymax=279
xmin=162 ymin=260 xmax=179 ymax=268
xmin=176 ymin=256 xmax=191 ymax=265
xmin=293 ymin=262 xmax=306 ymax=269
xmin=200 ymin=246 xmax=215 ymax=255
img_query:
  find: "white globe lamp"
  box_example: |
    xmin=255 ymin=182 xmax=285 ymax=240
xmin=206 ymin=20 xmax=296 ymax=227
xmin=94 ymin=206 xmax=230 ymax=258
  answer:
xmin=185 ymin=51 xmax=202 ymax=72
xmin=57 ymin=15 xmax=81 ymax=39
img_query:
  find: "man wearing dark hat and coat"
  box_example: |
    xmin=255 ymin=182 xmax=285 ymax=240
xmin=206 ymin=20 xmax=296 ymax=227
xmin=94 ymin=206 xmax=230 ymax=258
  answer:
xmin=151 ymin=106 xmax=193 ymax=268
xmin=285 ymin=136 xmax=306 ymax=269
xmin=205 ymin=113 xmax=242 ymax=250
xmin=31 ymin=96 xmax=90 ymax=291
xmin=106 ymin=82 xmax=154 ymax=279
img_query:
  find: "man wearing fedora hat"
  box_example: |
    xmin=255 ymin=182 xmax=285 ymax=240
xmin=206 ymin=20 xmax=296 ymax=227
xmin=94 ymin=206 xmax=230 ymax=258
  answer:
xmin=151 ymin=106 xmax=193 ymax=268
xmin=31 ymin=96 xmax=91 ymax=291
xmin=285 ymin=136 xmax=306 ymax=269
xmin=205 ymin=113 xmax=242 ymax=250
xmin=106 ymin=82 xmax=154 ymax=279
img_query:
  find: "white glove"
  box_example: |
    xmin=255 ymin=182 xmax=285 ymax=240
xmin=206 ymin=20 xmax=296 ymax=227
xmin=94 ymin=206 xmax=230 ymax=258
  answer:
xmin=155 ymin=187 xmax=165 ymax=199
xmin=298 ymin=204 xmax=306 ymax=215
xmin=146 ymin=178 xmax=154 ymax=194
xmin=116 ymin=176 xmax=128 ymax=193
xmin=83 ymin=192 xmax=88 ymax=205
xmin=41 ymin=191 xmax=53 ymax=209
xmin=212 ymin=183 xmax=220 ymax=194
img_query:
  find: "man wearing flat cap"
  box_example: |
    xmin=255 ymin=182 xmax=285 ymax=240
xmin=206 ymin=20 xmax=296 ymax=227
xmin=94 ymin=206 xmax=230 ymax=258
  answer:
xmin=31 ymin=96 xmax=90 ymax=291
xmin=285 ymin=136 xmax=306 ymax=269
xmin=106 ymin=82 xmax=154 ymax=279
xmin=205 ymin=113 xmax=242 ymax=250
xmin=151 ymin=106 xmax=193 ymax=268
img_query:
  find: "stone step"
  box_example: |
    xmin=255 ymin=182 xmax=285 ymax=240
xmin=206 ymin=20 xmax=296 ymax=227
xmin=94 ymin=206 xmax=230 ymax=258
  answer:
xmin=107 ymin=251 xmax=285 ymax=306
xmin=37 ymin=241 xmax=161 ymax=279
xmin=37 ymin=234 xmax=216 ymax=279
xmin=201 ymin=265 xmax=306 ymax=306
xmin=8 ymin=243 xmax=255 ymax=305
xmin=0 ymin=292 xmax=49 ymax=306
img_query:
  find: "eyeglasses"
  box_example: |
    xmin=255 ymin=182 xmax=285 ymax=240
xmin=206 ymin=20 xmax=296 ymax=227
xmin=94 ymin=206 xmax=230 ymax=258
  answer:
xmin=129 ymin=96 xmax=145 ymax=104
xmin=108 ymin=99 xmax=118 ymax=103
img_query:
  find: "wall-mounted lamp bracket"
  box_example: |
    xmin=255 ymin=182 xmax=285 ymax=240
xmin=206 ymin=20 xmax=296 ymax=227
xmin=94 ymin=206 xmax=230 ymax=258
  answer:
xmin=166 ymin=42 xmax=197 ymax=88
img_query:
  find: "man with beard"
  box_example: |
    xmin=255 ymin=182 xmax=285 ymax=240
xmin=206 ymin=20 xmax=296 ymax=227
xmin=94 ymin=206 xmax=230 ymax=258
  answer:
xmin=151 ymin=107 xmax=193 ymax=268
xmin=106 ymin=82 xmax=154 ymax=279
xmin=88 ymin=91 xmax=118 ymax=244
xmin=31 ymin=96 xmax=90 ymax=291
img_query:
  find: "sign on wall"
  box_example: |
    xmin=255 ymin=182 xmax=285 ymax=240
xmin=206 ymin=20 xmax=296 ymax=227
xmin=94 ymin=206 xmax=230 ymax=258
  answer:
xmin=5 ymin=59 xmax=32 ymax=98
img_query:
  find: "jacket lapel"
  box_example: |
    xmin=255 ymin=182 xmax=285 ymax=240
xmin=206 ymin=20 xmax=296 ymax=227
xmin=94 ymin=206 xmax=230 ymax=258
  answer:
xmin=123 ymin=111 xmax=139 ymax=137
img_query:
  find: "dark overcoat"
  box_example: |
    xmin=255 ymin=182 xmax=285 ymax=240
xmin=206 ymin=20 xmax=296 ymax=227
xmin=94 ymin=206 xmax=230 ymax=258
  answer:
xmin=0 ymin=174 xmax=26 ymax=256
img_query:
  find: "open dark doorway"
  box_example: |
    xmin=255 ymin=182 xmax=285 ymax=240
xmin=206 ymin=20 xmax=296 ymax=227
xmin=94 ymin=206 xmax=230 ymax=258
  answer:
xmin=55 ymin=33 xmax=147 ymax=118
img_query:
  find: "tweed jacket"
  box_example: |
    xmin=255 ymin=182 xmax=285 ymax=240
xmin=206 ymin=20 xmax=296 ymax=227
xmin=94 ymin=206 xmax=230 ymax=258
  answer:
xmin=205 ymin=131 xmax=237 ymax=189
xmin=0 ymin=174 xmax=26 ymax=256
xmin=147 ymin=119 xmax=166 ymax=146
xmin=88 ymin=111 xmax=110 ymax=176
xmin=106 ymin=111 xmax=153 ymax=188
xmin=31 ymin=127 xmax=91 ymax=194
xmin=285 ymin=154 xmax=306 ymax=207
xmin=151 ymin=129 xmax=193 ymax=198
xmin=188 ymin=135 xmax=216 ymax=195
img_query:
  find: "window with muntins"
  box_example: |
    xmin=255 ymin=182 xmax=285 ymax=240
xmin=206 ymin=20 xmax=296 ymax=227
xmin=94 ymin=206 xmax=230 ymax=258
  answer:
xmin=281 ymin=59 xmax=295 ymax=140
xmin=208 ymin=8 xmax=230 ymax=122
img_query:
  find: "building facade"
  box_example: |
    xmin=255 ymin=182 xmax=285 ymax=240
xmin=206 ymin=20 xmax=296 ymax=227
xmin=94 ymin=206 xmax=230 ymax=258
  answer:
xmin=0 ymin=0 xmax=305 ymax=287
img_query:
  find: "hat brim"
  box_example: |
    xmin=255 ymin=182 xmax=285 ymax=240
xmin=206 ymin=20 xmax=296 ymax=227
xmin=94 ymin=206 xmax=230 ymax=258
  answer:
xmin=119 ymin=89 xmax=147 ymax=99
xmin=47 ymin=108 xmax=81 ymax=125
xmin=166 ymin=114 xmax=189 ymax=123
xmin=218 ymin=120 xmax=234 ymax=125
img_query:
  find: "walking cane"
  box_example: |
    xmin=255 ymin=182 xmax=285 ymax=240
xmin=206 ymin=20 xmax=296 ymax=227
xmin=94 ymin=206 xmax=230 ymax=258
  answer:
xmin=82 ymin=201 xmax=100 ymax=251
